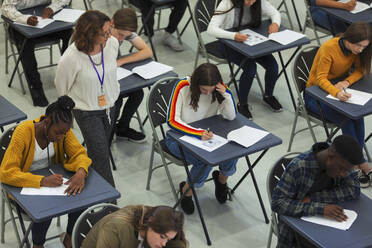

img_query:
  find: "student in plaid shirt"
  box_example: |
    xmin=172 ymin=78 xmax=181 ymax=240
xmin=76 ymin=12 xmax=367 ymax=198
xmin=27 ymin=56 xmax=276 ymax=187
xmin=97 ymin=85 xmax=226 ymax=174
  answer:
xmin=271 ymin=135 xmax=364 ymax=248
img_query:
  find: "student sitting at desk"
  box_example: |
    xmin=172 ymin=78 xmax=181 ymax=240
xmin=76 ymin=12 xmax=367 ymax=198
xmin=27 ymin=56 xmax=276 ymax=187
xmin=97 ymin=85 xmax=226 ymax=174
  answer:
xmin=207 ymin=0 xmax=282 ymax=120
xmin=0 ymin=96 xmax=92 ymax=248
xmin=82 ymin=205 xmax=187 ymax=248
xmin=111 ymin=8 xmax=153 ymax=142
xmin=166 ymin=63 xmax=238 ymax=214
xmin=305 ymin=22 xmax=372 ymax=188
xmin=271 ymin=135 xmax=363 ymax=248
xmin=1 ymin=0 xmax=72 ymax=107
xmin=309 ymin=0 xmax=355 ymax=34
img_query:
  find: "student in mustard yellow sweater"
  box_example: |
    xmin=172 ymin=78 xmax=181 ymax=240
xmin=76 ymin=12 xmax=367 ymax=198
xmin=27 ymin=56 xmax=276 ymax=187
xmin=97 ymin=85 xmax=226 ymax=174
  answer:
xmin=305 ymin=22 xmax=372 ymax=188
xmin=0 ymin=96 xmax=91 ymax=248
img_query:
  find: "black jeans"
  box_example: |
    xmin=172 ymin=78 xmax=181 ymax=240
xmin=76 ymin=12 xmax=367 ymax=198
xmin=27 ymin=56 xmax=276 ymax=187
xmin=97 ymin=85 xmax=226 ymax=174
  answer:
xmin=8 ymin=26 xmax=72 ymax=89
xmin=137 ymin=0 xmax=187 ymax=37
xmin=115 ymin=89 xmax=144 ymax=132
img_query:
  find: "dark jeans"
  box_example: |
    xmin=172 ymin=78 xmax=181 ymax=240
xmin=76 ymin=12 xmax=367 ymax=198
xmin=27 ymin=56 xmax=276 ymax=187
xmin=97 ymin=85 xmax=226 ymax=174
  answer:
xmin=137 ymin=0 xmax=187 ymax=36
xmin=8 ymin=26 xmax=72 ymax=89
xmin=73 ymin=107 xmax=116 ymax=187
xmin=32 ymin=209 xmax=83 ymax=246
xmin=115 ymin=89 xmax=144 ymax=132
xmin=220 ymin=43 xmax=278 ymax=104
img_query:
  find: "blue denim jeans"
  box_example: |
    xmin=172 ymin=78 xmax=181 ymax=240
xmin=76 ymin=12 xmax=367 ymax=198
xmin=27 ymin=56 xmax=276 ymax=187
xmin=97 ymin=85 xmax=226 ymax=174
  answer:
xmin=165 ymin=136 xmax=238 ymax=188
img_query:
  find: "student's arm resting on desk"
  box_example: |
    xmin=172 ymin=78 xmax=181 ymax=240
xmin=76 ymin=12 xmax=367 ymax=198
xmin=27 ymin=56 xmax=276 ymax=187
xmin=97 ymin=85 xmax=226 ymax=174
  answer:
xmin=0 ymin=125 xmax=43 ymax=188
xmin=167 ymin=79 xmax=204 ymax=139
xmin=207 ymin=0 xmax=236 ymax=40
xmin=218 ymin=85 xmax=236 ymax=120
xmin=316 ymin=0 xmax=356 ymax=11
xmin=271 ymin=165 xmax=325 ymax=217
xmin=309 ymin=171 xmax=360 ymax=203
xmin=116 ymin=35 xmax=153 ymax=67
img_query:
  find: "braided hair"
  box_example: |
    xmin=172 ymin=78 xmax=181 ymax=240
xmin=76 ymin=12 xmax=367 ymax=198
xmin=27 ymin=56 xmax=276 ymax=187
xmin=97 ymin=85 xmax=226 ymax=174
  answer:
xmin=45 ymin=96 xmax=75 ymax=126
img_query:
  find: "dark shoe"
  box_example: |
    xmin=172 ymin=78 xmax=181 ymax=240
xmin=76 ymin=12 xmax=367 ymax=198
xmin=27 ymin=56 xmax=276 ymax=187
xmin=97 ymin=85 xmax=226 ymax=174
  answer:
xmin=212 ymin=170 xmax=228 ymax=204
xmin=237 ymin=103 xmax=252 ymax=120
xmin=263 ymin=95 xmax=283 ymax=112
xmin=358 ymin=171 xmax=371 ymax=188
xmin=116 ymin=128 xmax=146 ymax=143
xmin=179 ymin=182 xmax=194 ymax=215
xmin=30 ymin=87 xmax=48 ymax=107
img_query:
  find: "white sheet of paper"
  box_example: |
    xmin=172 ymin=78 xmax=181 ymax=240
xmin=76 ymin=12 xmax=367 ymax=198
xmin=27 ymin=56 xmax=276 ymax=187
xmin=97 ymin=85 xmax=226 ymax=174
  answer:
xmin=227 ymin=125 xmax=269 ymax=148
xmin=53 ymin=9 xmax=85 ymax=23
xmin=240 ymin=28 xmax=269 ymax=46
xmin=338 ymin=0 xmax=372 ymax=13
xmin=301 ymin=209 xmax=357 ymax=230
xmin=326 ymin=88 xmax=372 ymax=105
xmin=15 ymin=16 xmax=54 ymax=29
xmin=117 ymin=67 xmax=133 ymax=80
xmin=132 ymin=61 xmax=173 ymax=79
xmin=180 ymin=134 xmax=228 ymax=152
xmin=21 ymin=178 xmax=69 ymax=196
xmin=269 ymin=30 xmax=306 ymax=45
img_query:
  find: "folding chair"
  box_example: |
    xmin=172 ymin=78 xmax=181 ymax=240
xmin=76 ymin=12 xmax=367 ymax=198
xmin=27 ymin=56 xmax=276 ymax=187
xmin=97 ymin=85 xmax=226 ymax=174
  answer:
xmin=145 ymin=77 xmax=183 ymax=202
xmin=287 ymin=46 xmax=339 ymax=152
xmin=272 ymin=0 xmax=295 ymax=30
xmin=71 ymin=203 xmax=119 ymax=248
xmin=266 ymin=152 xmax=300 ymax=248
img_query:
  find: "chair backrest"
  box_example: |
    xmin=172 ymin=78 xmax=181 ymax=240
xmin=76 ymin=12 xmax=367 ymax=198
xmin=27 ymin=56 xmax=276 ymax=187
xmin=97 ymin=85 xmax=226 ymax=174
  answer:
xmin=146 ymin=77 xmax=179 ymax=139
xmin=292 ymin=46 xmax=320 ymax=96
xmin=194 ymin=0 xmax=221 ymax=34
xmin=71 ymin=203 xmax=120 ymax=248
xmin=0 ymin=126 xmax=17 ymax=165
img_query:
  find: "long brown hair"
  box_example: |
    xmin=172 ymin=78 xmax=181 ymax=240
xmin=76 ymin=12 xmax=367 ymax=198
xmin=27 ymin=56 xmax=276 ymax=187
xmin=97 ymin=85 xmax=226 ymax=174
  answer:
xmin=113 ymin=8 xmax=138 ymax=32
xmin=189 ymin=63 xmax=225 ymax=111
xmin=214 ymin=0 xmax=262 ymax=31
xmin=342 ymin=22 xmax=372 ymax=75
xmin=71 ymin=10 xmax=110 ymax=54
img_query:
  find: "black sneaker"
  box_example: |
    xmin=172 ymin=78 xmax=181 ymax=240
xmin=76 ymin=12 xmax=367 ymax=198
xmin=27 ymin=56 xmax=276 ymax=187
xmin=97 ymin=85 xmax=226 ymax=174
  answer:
xmin=358 ymin=171 xmax=371 ymax=188
xmin=116 ymin=128 xmax=146 ymax=143
xmin=263 ymin=96 xmax=283 ymax=112
xmin=237 ymin=103 xmax=252 ymax=120
xmin=179 ymin=182 xmax=194 ymax=215
xmin=30 ymin=87 xmax=48 ymax=107
xmin=212 ymin=170 xmax=228 ymax=204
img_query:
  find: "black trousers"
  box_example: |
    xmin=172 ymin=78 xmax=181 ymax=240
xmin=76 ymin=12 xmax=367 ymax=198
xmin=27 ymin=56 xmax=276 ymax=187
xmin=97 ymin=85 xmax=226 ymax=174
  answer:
xmin=137 ymin=0 xmax=187 ymax=37
xmin=115 ymin=89 xmax=144 ymax=132
xmin=8 ymin=26 xmax=72 ymax=89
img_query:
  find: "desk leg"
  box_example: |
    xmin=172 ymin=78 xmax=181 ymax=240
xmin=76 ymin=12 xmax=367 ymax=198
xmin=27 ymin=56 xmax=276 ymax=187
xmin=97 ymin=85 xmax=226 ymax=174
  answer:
xmin=180 ymin=0 xmax=199 ymax=39
xmin=290 ymin=0 xmax=302 ymax=32
xmin=173 ymin=145 xmax=212 ymax=246
xmin=9 ymin=38 xmax=27 ymax=89
xmin=83 ymin=0 xmax=89 ymax=10
xmin=366 ymin=133 xmax=372 ymax=143
xmin=277 ymin=51 xmax=296 ymax=110
xmin=326 ymin=13 xmax=336 ymax=36
xmin=15 ymin=206 xmax=31 ymax=248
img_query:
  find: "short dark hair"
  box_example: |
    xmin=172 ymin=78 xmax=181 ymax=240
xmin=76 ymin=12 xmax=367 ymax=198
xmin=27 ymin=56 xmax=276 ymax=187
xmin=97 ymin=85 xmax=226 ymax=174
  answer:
xmin=113 ymin=8 xmax=137 ymax=32
xmin=331 ymin=135 xmax=364 ymax=165
xmin=45 ymin=96 xmax=75 ymax=126
xmin=72 ymin=10 xmax=110 ymax=54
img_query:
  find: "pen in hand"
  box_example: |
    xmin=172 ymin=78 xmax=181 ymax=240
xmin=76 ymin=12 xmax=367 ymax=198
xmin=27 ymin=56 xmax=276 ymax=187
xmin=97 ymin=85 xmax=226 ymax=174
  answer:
xmin=49 ymin=168 xmax=55 ymax=175
xmin=342 ymin=87 xmax=347 ymax=93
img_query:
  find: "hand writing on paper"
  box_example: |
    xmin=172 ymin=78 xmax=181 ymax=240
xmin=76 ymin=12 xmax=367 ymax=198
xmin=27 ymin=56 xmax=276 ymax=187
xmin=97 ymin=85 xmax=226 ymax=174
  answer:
xmin=343 ymin=0 xmax=357 ymax=11
xmin=268 ymin=23 xmax=279 ymax=34
xmin=42 ymin=7 xmax=54 ymax=19
xmin=215 ymin=83 xmax=226 ymax=94
xmin=40 ymin=174 xmax=63 ymax=187
xmin=64 ymin=168 xmax=86 ymax=196
xmin=27 ymin=16 xmax=38 ymax=26
xmin=234 ymin=33 xmax=248 ymax=42
xmin=324 ymin=204 xmax=348 ymax=222
xmin=334 ymin=80 xmax=350 ymax=90
xmin=202 ymin=130 xmax=213 ymax=141
xmin=336 ymin=90 xmax=352 ymax=101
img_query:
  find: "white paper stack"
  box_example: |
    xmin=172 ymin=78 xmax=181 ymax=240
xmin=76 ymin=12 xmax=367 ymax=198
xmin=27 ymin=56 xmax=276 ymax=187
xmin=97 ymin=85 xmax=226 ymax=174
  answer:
xmin=21 ymin=178 xmax=69 ymax=196
xmin=227 ymin=125 xmax=269 ymax=148
xmin=53 ymin=9 xmax=85 ymax=23
xmin=326 ymin=88 xmax=372 ymax=105
xmin=268 ymin=30 xmax=306 ymax=45
xmin=15 ymin=17 xmax=54 ymax=29
xmin=301 ymin=209 xmax=357 ymax=230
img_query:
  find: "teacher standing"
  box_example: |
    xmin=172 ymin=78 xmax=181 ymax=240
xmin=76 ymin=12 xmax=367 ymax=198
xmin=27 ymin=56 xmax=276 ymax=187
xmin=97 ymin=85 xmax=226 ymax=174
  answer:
xmin=55 ymin=10 xmax=119 ymax=187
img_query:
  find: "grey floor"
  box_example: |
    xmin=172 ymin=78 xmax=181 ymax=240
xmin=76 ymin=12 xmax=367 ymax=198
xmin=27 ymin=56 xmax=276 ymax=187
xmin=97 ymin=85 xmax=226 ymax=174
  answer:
xmin=1 ymin=0 xmax=372 ymax=247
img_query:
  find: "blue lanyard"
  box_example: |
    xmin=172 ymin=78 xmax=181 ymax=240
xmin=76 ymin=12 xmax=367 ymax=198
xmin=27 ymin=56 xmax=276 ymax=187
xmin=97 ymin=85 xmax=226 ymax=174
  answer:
xmin=88 ymin=45 xmax=105 ymax=90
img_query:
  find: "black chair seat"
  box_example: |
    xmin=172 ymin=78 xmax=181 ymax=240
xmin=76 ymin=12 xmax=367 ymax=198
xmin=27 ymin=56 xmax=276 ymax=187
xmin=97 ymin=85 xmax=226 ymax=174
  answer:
xmin=205 ymin=40 xmax=225 ymax=60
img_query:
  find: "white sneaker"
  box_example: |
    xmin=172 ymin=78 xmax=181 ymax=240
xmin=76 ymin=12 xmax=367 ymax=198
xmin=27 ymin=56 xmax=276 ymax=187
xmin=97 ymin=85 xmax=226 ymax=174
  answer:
xmin=162 ymin=32 xmax=184 ymax=52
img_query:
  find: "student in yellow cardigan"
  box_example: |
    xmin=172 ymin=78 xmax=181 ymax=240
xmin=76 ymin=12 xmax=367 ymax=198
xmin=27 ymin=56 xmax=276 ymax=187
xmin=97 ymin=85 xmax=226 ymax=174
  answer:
xmin=305 ymin=22 xmax=372 ymax=188
xmin=0 ymin=95 xmax=92 ymax=248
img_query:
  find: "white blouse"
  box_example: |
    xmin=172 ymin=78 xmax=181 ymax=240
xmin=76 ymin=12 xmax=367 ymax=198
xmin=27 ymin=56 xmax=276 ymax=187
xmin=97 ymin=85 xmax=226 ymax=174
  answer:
xmin=30 ymin=138 xmax=55 ymax=172
xmin=55 ymin=36 xmax=120 ymax=111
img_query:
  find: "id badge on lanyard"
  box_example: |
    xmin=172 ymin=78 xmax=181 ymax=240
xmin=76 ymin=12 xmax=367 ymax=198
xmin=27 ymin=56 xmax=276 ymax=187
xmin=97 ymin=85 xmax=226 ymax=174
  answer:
xmin=89 ymin=46 xmax=107 ymax=107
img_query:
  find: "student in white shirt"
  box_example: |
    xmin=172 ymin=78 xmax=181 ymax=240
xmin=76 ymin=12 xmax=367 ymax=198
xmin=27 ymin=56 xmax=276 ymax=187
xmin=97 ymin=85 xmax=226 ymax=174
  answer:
xmin=166 ymin=63 xmax=238 ymax=214
xmin=207 ymin=0 xmax=282 ymax=119
xmin=1 ymin=0 xmax=72 ymax=107
xmin=55 ymin=10 xmax=119 ymax=188
xmin=111 ymin=8 xmax=153 ymax=142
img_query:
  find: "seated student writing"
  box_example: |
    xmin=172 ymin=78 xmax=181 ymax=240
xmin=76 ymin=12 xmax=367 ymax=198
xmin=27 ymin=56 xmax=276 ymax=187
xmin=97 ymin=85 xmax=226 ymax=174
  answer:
xmin=309 ymin=0 xmax=355 ymax=34
xmin=1 ymin=0 xmax=72 ymax=107
xmin=82 ymin=205 xmax=187 ymax=248
xmin=207 ymin=0 xmax=282 ymax=120
xmin=305 ymin=22 xmax=372 ymax=187
xmin=166 ymin=63 xmax=238 ymax=214
xmin=111 ymin=8 xmax=153 ymax=142
xmin=271 ymin=135 xmax=363 ymax=248
xmin=0 ymin=96 xmax=92 ymax=248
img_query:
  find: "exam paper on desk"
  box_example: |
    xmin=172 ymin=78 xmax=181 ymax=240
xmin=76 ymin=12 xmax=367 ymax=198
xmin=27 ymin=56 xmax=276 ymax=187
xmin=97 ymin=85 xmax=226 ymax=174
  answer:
xmin=21 ymin=178 xmax=69 ymax=196
xmin=301 ymin=209 xmax=357 ymax=230
xmin=15 ymin=16 xmax=54 ymax=29
xmin=326 ymin=88 xmax=372 ymax=105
